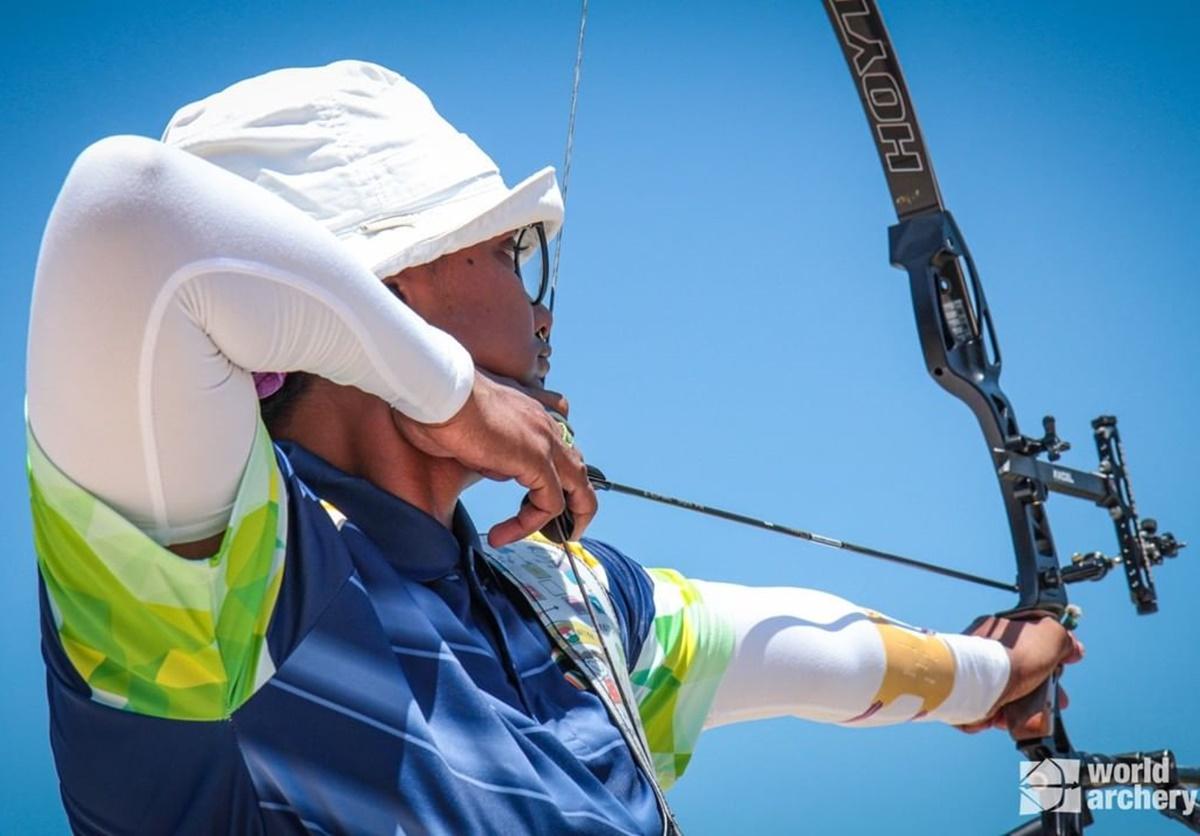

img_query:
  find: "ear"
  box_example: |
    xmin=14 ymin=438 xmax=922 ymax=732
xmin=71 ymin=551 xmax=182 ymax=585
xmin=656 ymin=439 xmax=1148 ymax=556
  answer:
xmin=384 ymin=260 xmax=440 ymax=312
xmin=383 ymin=279 xmax=408 ymax=304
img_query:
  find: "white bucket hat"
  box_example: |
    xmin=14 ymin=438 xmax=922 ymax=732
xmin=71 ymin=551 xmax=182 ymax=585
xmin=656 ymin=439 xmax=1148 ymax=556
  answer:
xmin=161 ymin=59 xmax=563 ymax=280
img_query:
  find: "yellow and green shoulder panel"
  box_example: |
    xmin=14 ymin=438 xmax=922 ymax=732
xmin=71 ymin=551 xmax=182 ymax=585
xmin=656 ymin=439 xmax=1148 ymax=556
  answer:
xmin=26 ymin=418 xmax=287 ymax=721
xmin=631 ymin=567 xmax=734 ymax=789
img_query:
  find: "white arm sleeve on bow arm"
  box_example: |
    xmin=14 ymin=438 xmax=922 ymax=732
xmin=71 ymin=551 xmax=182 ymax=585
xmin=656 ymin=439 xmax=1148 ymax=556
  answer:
xmin=26 ymin=135 xmax=475 ymax=545
xmin=694 ymin=580 xmax=1011 ymax=729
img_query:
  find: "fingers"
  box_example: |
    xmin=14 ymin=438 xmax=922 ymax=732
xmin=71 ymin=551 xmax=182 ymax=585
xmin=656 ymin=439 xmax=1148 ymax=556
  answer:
xmin=527 ymin=388 xmax=570 ymax=420
xmin=488 ymin=490 xmax=561 ymax=548
xmin=553 ymin=448 xmax=597 ymax=541
xmin=1003 ymin=677 xmax=1057 ymax=741
xmin=957 ymin=707 xmax=1017 ymax=735
xmin=395 ymin=369 xmax=597 ymax=545
xmin=520 ymin=398 xmax=595 ymax=541
xmin=982 ymin=628 xmax=1077 ymax=740
xmin=489 ymin=452 xmax=598 ymax=545
xmin=961 ymin=614 xmax=995 ymax=635
xmin=955 ymin=718 xmax=993 ymax=735
xmin=562 ymin=477 xmax=598 ymax=540
xmin=477 ymin=369 xmax=571 ymax=419
xmin=503 ymin=436 xmax=599 ymax=544
xmin=488 ymin=458 xmax=568 ymax=547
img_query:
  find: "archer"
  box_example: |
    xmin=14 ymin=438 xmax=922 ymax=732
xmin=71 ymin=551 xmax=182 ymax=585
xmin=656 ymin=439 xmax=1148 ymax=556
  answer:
xmin=25 ymin=60 xmax=1079 ymax=834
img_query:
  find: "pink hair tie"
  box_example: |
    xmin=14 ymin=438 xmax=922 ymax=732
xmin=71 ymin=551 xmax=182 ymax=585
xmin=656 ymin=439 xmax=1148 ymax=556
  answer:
xmin=253 ymin=371 xmax=288 ymax=399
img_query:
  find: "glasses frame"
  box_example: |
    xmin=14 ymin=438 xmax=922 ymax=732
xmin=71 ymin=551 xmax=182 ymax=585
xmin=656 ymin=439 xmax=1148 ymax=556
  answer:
xmin=513 ymin=222 xmax=550 ymax=307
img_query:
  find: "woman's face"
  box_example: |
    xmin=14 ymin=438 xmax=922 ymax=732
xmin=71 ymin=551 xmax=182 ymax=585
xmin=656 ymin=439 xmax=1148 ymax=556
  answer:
xmin=387 ymin=232 xmax=554 ymax=389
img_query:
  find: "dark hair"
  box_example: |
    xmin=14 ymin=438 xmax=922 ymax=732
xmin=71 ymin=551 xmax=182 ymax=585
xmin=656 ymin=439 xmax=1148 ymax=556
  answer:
xmin=258 ymin=372 xmax=314 ymax=434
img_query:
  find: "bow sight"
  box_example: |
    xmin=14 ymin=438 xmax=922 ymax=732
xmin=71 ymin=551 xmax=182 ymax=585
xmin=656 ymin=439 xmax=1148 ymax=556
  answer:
xmin=996 ymin=414 xmax=1186 ymax=612
xmin=888 ymin=213 xmax=1187 ymax=621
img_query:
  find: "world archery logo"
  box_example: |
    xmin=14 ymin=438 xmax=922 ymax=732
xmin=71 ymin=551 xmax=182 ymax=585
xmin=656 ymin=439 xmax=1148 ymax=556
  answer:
xmin=1019 ymin=758 xmax=1083 ymax=815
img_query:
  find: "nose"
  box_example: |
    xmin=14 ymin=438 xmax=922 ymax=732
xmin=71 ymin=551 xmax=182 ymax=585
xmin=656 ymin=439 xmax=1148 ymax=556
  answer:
xmin=533 ymin=301 xmax=553 ymax=347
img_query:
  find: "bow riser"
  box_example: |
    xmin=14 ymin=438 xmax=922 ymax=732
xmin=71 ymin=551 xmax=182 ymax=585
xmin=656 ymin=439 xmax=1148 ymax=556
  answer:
xmin=823 ymin=1 xmax=1193 ymax=829
xmin=889 ymin=211 xmax=1068 ymax=617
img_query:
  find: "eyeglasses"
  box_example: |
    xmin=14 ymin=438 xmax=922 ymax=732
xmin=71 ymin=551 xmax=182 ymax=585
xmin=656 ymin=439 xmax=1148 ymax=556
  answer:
xmin=512 ymin=222 xmax=549 ymax=307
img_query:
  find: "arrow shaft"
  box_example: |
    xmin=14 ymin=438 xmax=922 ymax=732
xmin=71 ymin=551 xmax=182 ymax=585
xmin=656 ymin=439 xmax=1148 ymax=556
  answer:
xmin=595 ymin=476 xmax=1018 ymax=593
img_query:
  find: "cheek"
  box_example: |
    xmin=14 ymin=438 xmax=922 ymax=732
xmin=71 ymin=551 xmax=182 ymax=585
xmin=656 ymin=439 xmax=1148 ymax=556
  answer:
xmin=472 ymin=295 xmax=537 ymax=363
xmin=429 ymin=265 xmax=537 ymax=371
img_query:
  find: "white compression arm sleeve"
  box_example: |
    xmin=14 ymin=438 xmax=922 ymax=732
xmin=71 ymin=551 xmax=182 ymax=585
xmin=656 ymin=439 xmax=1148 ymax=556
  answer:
xmin=26 ymin=136 xmax=475 ymax=545
xmin=695 ymin=580 xmax=1011 ymax=729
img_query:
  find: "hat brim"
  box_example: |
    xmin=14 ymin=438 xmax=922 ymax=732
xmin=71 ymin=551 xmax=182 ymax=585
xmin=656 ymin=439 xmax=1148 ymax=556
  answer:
xmin=340 ymin=166 xmax=564 ymax=280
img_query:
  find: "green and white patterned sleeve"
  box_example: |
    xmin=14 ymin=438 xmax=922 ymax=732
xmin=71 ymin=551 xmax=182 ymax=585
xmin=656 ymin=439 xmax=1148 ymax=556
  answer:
xmin=27 ymin=416 xmax=288 ymax=721
xmin=628 ymin=568 xmax=735 ymax=789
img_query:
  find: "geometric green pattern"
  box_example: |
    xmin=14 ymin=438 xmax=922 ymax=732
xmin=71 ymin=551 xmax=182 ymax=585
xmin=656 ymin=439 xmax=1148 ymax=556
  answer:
xmin=630 ymin=568 xmax=733 ymax=789
xmin=26 ymin=416 xmax=287 ymax=720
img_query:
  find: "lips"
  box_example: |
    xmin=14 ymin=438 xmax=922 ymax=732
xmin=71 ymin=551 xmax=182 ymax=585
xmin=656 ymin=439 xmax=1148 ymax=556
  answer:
xmin=535 ymin=339 xmax=552 ymax=380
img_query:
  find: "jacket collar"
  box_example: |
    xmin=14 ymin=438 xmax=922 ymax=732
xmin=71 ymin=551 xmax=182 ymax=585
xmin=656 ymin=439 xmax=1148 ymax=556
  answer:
xmin=277 ymin=441 xmax=482 ymax=582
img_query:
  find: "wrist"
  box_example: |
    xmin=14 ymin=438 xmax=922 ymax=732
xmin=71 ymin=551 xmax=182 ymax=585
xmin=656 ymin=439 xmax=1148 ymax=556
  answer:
xmin=934 ymin=633 xmax=1012 ymax=725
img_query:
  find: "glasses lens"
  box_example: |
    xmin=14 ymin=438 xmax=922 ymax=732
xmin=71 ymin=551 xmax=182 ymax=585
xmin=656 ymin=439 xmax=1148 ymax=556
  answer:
xmin=514 ymin=223 xmax=548 ymax=305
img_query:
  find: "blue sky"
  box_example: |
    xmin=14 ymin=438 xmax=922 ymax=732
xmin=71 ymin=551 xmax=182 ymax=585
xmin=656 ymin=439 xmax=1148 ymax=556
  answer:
xmin=3 ymin=2 xmax=1198 ymax=833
